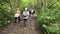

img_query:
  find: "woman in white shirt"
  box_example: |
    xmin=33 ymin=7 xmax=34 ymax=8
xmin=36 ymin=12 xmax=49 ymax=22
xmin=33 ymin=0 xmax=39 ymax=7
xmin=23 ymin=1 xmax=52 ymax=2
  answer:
xmin=14 ymin=8 xmax=20 ymax=23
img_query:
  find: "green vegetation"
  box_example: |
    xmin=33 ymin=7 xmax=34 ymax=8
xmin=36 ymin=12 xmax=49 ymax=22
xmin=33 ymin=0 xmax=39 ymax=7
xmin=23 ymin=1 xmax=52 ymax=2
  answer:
xmin=36 ymin=0 xmax=60 ymax=34
xmin=1 ymin=0 xmax=60 ymax=34
xmin=0 ymin=0 xmax=14 ymax=27
xmin=37 ymin=8 xmax=60 ymax=34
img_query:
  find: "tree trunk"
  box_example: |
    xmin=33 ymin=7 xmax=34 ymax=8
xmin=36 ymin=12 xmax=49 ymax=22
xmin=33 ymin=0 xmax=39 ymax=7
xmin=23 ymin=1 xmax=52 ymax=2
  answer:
xmin=37 ymin=0 xmax=46 ymax=11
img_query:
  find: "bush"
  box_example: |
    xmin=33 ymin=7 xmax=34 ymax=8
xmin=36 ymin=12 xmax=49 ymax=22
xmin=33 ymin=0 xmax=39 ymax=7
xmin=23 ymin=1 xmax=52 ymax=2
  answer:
xmin=0 ymin=4 xmax=14 ymax=27
xmin=37 ymin=8 xmax=60 ymax=34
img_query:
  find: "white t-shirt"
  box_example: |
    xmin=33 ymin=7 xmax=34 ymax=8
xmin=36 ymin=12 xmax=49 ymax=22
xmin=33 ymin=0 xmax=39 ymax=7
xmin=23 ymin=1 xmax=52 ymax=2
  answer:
xmin=14 ymin=13 xmax=20 ymax=17
xmin=31 ymin=10 xmax=34 ymax=13
xmin=23 ymin=11 xmax=29 ymax=19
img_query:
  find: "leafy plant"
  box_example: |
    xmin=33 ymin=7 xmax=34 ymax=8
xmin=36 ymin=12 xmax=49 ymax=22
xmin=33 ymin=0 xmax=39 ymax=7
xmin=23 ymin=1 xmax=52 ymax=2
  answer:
xmin=37 ymin=8 xmax=60 ymax=34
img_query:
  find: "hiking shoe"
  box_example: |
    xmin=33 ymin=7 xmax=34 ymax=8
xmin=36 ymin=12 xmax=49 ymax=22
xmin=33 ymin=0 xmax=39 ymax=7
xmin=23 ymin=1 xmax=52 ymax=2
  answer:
xmin=32 ymin=27 xmax=35 ymax=29
xmin=24 ymin=27 xmax=27 ymax=29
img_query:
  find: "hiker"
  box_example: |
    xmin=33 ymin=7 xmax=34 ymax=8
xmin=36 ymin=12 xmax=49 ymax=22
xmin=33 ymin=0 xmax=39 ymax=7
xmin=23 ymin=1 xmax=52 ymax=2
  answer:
xmin=29 ymin=8 xmax=36 ymax=17
xmin=14 ymin=8 xmax=20 ymax=23
xmin=22 ymin=7 xmax=29 ymax=29
xmin=29 ymin=8 xmax=36 ymax=29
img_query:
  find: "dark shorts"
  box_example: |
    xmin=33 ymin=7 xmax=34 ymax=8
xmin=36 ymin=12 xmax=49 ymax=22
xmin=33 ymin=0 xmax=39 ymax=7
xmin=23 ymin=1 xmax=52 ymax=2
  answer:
xmin=14 ymin=16 xmax=20 ymax=23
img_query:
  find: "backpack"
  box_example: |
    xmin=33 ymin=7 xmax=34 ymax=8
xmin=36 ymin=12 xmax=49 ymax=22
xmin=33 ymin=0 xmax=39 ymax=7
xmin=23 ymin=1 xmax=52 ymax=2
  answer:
xmin=30 ymin=10 xmax=35 ymax=14
xmin=22 ymin=11 xmax=29 ymax=19
xmin=23 ymin=11 xmax=29 ymax=17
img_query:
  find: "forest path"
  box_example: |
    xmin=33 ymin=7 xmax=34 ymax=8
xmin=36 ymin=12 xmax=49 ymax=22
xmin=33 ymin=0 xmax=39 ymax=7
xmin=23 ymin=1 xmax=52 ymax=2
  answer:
xmin=0 ymin=16 xmax=43 ymax=34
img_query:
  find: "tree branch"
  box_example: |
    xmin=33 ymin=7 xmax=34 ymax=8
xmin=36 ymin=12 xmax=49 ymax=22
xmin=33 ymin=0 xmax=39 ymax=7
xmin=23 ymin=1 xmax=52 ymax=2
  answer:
xmin=48 ymin=0 xmax=59 ymax=9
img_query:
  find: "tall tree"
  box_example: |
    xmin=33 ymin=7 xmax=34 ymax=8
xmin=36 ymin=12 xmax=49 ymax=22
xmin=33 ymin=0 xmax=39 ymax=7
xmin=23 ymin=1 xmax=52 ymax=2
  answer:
xmin=37 ymin=0 xmax=46 ymax=12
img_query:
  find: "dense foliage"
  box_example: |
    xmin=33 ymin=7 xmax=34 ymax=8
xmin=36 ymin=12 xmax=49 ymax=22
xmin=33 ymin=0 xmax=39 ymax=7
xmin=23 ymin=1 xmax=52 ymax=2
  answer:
xmin=0 ymin=0 xmax=14 ymax=27
xmin=36 ymin=0 xmax=60 ymax=34
xmin=37 ymin=8 xmax=60 ymax=34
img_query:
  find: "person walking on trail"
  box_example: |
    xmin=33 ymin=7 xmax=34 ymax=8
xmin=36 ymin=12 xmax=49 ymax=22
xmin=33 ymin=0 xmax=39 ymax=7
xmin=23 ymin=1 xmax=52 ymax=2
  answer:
xmin=14 ymin=8 xmax=20 ymax=23
xmin=29 ymin=8 xmax=36 ymax=29
xmin=22 ymin=7 xmax=29 ymax=29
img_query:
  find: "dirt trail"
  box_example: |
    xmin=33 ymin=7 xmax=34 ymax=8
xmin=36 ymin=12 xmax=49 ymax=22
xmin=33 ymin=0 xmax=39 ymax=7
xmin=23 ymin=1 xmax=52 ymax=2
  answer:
xmin=0 ymin=16 xmax=43 ymax=34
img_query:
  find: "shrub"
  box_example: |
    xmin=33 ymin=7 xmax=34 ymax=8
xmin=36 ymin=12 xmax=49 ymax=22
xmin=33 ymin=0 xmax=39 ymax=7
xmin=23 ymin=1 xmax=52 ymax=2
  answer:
xmin=37 ymin=8 xmax=60 ymax=34
xmin=0 ymin=5 xmax=14 ymax=27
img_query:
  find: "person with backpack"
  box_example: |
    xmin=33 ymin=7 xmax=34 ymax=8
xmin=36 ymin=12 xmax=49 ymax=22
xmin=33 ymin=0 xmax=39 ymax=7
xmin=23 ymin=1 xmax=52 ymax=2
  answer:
xmin=14 ymin=8 xmax=20 ymax=23
xmin=29 ymin=8 xmax=36 ymax=17
xmin=22 ymin=7 xmax=29 ymax=29
xmin=29 ymin=8 xmax=36 ymax=29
